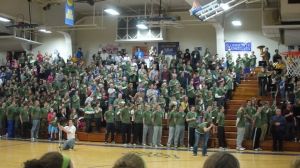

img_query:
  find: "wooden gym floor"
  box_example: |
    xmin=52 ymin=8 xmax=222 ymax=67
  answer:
xmin=0 ymin=139 xmax=298 ymax=168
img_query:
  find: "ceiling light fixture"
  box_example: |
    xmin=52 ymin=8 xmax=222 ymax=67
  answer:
xmin=232 ymin=20 xmax=242 ymax=26
xmin=220 ymin=3 xmax=230 ymax=11
xmin=39 ymin=28 xmax=52 ymax=34
xmin=136 ymin=23 xmax=148 ymax=30
xmin=104 ymin=8 xmax=120 ymax=16
xmin=0 ymin=16 xmax=10 ymax=22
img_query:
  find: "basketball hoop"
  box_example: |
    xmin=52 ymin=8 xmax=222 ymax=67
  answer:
xmin=281 ymin=51 xmax=300 ymax=77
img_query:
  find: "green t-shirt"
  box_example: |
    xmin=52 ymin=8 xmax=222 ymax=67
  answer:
xmin=71 ymin=95 xmax=81 ymax=109
xmin=84 ymin=107 xmax=94 ymax=119
xmin=153 ymin=111 xmax=164 ymax=126
xmin=217 ymin=112 xmax=225 ymax=127
xmin=94 ymin=107 xmax=103 ymax=119
xmin=175 ymin=112 xmax=186 ymax=126
xmin=236 ymin=108 xmax=245 ymax=128
xmin=204 ymin=112 xmax=212 ymax=122
xmin=211 ymin=108 xmax=219 ymax=119
xmin=0 ymin=107 xmax=4 ymax=120
xmin=186 ymin=111 xmax=197 ymax=128
xmin=243 ymin=57 xmax=251 ymax=67
xmin=120 ymin=107 xmax=131 ymax=124
xmin=168 ymin=111 xmax=176 ymax=127
xmin=143 ymin=110 xmax=153 ymax=125
xmin=31 ymin=107 xmax=41 ymax=120
xmin=134 ymin=109 xmax=143 ymax=124
xmin=7 ymin=105 xmax=17 ymax=120
xmin=20 ymin=107 xmax=30 ymax=122
xmin=104 ymin=110 xmax=115 ymax=123
xmin=196 ymin=122 xmax=208 ymax=134
xmin=40 ymin=107 xmax=49 ymax=119
xmin=254 ymin=113 xmax=262 ymax=128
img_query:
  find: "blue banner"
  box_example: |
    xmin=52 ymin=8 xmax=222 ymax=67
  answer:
xmin=158 ymin=42 xmax=179 ymax=56
xmin=225 ymin=42 xmax=251 ymax=51
xmin=65 ymin=0 xmax=74 ymax=26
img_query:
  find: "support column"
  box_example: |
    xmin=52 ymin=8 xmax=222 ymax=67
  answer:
xmin=213 ymin=23 xmax=225 ymax=58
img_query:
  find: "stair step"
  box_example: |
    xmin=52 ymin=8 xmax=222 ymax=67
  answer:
xmin=224 ymin=126 xmax=237 ymax=132
xmin=224 ymin=120 xmax=236 ymax=126
xmin=225 ymin=132 xmax=237 ymax=139
xmin=225 ymin=115 xmax=236 ymax=120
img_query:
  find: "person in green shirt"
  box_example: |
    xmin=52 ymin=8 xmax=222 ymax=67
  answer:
xmin=120 ymin=104 xmax=132 ymax=145
xmin=71 ymin=91 xmax=81 ymax=111
xmin=193 ymin=121 xmax=214 ymax=156
xmin=0 ymin=101 xmax=5 ymax=137
xmin=6 ymin=100 xmax=17 ymax=138
xmin=236 ymin=104 xmax=246 ymax=151
xmin=104 ymin=105 xmax=115 ymax=143
xmin=20 ymin=104 xmax=30 ymax=139
xmin=217 ymin=106 xmax=227 ymax=149
xmin=260 ymin=101 xmax=269 ymax=142
xmin=187 ymin=81 xmax=196 ymax=105
xmin=133 ymin=104 xmax=143 ymax=145
xmin=94 ymin=101 xmax=103 ymax=133
xmin=142 ymin=104 xmax=153 ymax=146
xmin=174 ymin=106 xmax=186 ymax=148
xmin=167 ymin=105 xmax=177 ymax=148
xmin=30 ymin=100 xmax=41 ymax=141
xmin=252 ymin=104 xmax=263 ymax=151
xmin=243 ymin=53 xmax=251 ymax=81
xmin=84 ymin=102 xmax=95 ymax=133
xmin=244 ymin=100 xmax=254 ymax=140
xmin=186 ymin=106 xmax=198 ymax=148
xmin=152 ymin=104 xmax=164 ymax=147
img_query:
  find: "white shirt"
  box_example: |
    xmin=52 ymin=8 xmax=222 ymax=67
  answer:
xmin=64 ymin=125 xmax=76 ymax=140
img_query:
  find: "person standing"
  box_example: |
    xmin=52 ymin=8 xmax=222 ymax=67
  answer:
xmin=0 ymin=101 xmax=5 ymax=138
xmin=236 ymin=104 xmax=246 ymax=151
xmin=120 ymin=104 xmax=132 ymax=145
xmin=58 ymin=119 xmax=76 ymax=150
xmin=84 ymin=102 xmax=95 ymax=133
xmin=193 ymin=121 xmax=214 ymax=156
xmin=167 ymin=106 xmax=177 ymax=148
xmin=6 ymin=99 xmax=17 ymax=138
xmin=132 ymin=104 xmax=143 ymax=145
xmin=174 ymin=107 xmax=186 ymax=148
xmin=104 ymin=105 xmax=115 ymax=143
xmin=30 ymin=100 xmax=41 ymax=141
xmin=142 ymin=104 xmax=153 ymax=146
xmin=270 ymin=109 xmax=286 ymax=151
xmin=152 ymin=105 xmax=164 ymax=148
xmin=186 ymin=106 xmax=198 ymax=149
xmin=20 ymin=104 xmax=30 ymax=139
xmin=260 ymin=102 xmax=269 ymax=141
xmin=217 ymin=106 xmax=227 ymax=150
xmin=257 ymin=67 xmax=268 ymax=96
xmin=94 ymin=102 xmax=103 ymax=133
xmin=252 ymin=104 xmax=263 ymax=151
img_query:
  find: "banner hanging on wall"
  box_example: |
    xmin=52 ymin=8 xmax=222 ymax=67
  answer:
xmin=225 ymin=42 xmax=251 ymax=51
xmin=65 ymin=0 xmax=75 ymax=26
xmin=158 ymin=42 xmax=179 ymax=55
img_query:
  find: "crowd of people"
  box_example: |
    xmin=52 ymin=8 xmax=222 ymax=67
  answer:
xmin=0 ymin=46 xmax=299 ymax=155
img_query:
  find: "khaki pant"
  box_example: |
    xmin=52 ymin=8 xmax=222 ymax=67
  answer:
xmin=260 ymin=124 xmax=268 ymax=141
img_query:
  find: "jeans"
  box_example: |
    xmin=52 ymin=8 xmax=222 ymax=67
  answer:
xmin=121 ymin=123 xmax=131 ymax=144
xmin=7 ymin=120 xmax=15 ymax=138
xmin=217 ymin=126 xmax=227 ymax=148
xmin=31 ymin=120 xmax=40 ymax=139
xmin=167 ymin=126 xmax=175 ymax=146
xmin=237 ymin=127 xmax=245 ymax=148
xmin=63 ymin=138 xmax=75 ymax=150
xmin=152 ymin=126 xmax=162 ymax=146
xmin=174 ymin=125 xmax=185 ymax=147
xmin=105 ymin=123 xmax=115 ymax=142
xmin=188 ymin=127 xmax=195 ymax=147
xmin=133 ymin=123 xmax=143 ymax=144
xmin=142 ymin=124 xmax=153 ymax=145
xmin=193 ymin=131 xmax=209 ymax=156
xmin=252 ymin=127 xmax=261 ymax=149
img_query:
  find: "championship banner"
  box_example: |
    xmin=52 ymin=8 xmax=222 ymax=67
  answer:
xmin=158 ymin=42 xmax=179 ymax=55
xmin=65 ymin=0 xmax=74 ymax=26
xmin=225 ymin=42 xmax=251 ymax=51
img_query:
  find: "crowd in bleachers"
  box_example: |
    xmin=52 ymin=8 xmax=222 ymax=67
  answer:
xmin=0 ymin=46 xmax=299 ymax=154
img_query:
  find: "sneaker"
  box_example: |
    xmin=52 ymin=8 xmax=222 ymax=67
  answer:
xmin=219 ymin=147 xmax=225 ymax=150
xmin=31 ymin=138 xmax=35 ymax=142
xmin=190 ymin=147 xmax=194 ymax=150
xmin=105 ymin=141 xmax=108 ymax=144
xmin=133 ymin=143 xmax=136 ymax=146
xmin=143 ymin=144 xmax=147 ymax=146
xmin=239 ymin=147 xmax=245 ymax=151
xmin=193 ymin=153 xmax=197 ymax=156
xmin=123 ymin=143 xmax=127 ymax=147
xmin=111 ymin=141 xmax=115 ymax=144
xmin=254 ymin=148 xmax=259 ymax=151
xmin=154 ymin=145 xmax=158 ymax=148
xmin=159 ymin=144 xmax=164 ymax=147
xmin=202 ymin=154 xmax=208 ymax=156
xmin=167 ymin=144 xmax=171 ymax=148
xmin=258 ymin=148 xmax=263 ymax=151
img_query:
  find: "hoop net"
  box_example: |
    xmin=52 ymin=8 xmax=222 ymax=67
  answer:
xmin=281 ymin=51 xmax=300 ymax=77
